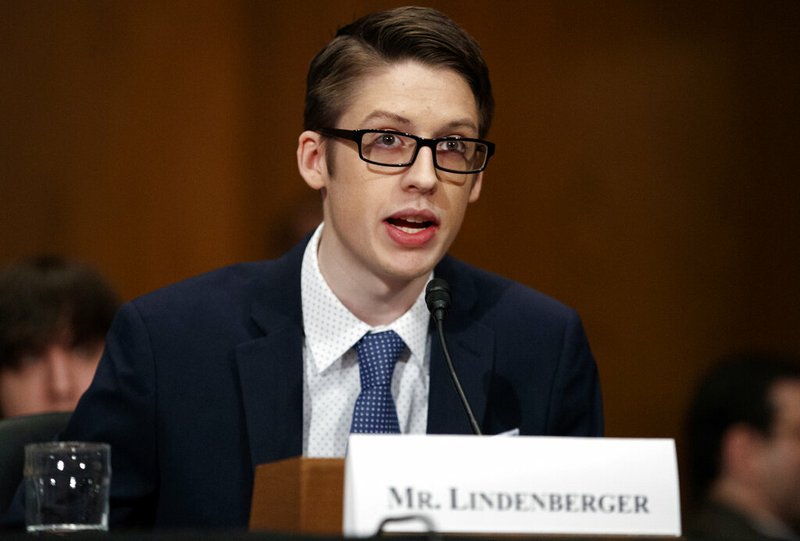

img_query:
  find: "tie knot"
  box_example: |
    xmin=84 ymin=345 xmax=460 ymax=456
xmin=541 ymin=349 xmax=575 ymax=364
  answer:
xmin=355 ymin=330 xmax=406 ymax=389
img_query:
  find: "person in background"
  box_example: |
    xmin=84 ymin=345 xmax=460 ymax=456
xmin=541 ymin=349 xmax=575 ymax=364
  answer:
xmin=0 ymin=256 xmax=120 ymax=418
xmin=685 ymin=352 xmax=800 ymax=541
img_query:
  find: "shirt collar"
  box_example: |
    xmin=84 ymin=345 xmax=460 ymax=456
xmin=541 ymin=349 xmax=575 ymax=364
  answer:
xmin=301 ymin=224 xmax=430 ymax=373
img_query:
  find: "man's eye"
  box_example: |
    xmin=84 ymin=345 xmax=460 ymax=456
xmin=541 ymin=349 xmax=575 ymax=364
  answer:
xmin=16 ymin=352 xmax=43 ymax=369
xmin=440 ymin=140 xmax=467 ymax=154
xmin=377 ymin=134 xmax=398 ymax=147
xmin=73 ymin=342 xmax=103 ymax=361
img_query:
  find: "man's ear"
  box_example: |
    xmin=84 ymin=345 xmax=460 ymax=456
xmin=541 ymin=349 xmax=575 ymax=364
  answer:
xmin=468 ymin=171 xmax=483 ymax=203
xmin=297 ymin=130 xmax=327 ymax=190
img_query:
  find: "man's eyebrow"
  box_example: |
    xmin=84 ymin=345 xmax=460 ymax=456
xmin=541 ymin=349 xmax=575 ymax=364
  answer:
xmin=362 ymin=110 xmax=411 ymax=126
xmin=444 ymin=119 xmax=480 ymax=133
xmin=361 ymin=110 xmax=479 ymax=133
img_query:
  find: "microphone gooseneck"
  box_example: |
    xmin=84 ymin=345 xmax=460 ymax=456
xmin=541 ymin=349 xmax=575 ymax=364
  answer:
xmin=425 ymin=278 xmax=482 ymax=436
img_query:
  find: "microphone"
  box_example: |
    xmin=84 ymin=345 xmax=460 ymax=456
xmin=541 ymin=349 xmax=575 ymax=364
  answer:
xmin=425 ymin=278 xmax=482 ymax=435
xmin=425 ymin=277 xmax=450 ymax=323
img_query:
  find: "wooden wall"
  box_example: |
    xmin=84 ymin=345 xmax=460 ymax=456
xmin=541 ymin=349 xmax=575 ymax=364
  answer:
xmin=2 ymin=0 xmax=799 ymax=449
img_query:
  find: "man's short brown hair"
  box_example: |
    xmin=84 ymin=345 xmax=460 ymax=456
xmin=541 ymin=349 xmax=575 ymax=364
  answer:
xmin=304 ymin=6 xmax=494 ymax=138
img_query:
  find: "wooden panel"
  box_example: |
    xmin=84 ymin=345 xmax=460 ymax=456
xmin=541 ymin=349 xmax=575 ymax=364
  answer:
xmin=250 ymin=457 xmax=344 ymax=534
xmin=1 ymin=0 xmax=799 ymax=479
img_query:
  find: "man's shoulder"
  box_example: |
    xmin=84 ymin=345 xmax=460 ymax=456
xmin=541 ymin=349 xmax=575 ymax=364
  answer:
xmin=687 ymin=500 xmax=781 ymax=541
xmin=128 ymin=244 xmax=305 ymax=323
xmin=438 ymin=256 xmax=578 ymax=323
xmin=134 ymin=260 xmax=272 ymax=304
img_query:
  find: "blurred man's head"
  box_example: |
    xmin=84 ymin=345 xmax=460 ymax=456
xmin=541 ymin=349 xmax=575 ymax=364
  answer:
xmin=0 ymin=256 xmax=119 ymax=418
xmin=686 ymin=352 xmax=800 ymax=533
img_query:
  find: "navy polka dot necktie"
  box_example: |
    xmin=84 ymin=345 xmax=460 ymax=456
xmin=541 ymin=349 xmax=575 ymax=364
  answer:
xmin=350 ymin=330 xmax=406 ymax=434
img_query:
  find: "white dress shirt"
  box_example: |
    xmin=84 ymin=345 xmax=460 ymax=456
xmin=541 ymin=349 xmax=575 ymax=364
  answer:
xmin=301 ymin=224 xmax=431 ymax=457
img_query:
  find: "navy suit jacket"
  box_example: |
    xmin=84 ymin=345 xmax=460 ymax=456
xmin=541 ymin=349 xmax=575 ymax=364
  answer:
xmin=15 ymin=241 xmax=602 ymax=530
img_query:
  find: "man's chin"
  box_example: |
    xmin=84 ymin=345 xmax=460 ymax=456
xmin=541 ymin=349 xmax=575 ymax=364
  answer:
xmin=379 ymin=261 xmax=438 ymax=289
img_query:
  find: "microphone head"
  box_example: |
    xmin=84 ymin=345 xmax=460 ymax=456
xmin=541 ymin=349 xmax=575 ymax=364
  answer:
xmin=425 ymin=278 xmax=451 ymax=321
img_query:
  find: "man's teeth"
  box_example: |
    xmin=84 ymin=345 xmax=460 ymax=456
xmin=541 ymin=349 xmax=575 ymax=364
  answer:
xmin=391 ymin=217 xmax=430 ymax=233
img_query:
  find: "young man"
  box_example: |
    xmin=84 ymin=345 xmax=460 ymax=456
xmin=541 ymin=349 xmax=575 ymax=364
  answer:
xmin=685 ymin=353 xmax=800 ymax=540
xmin=0 ymin=256 xmax=119 ymax=418
xmin=2 ymin=6 xmax=602 ymax=530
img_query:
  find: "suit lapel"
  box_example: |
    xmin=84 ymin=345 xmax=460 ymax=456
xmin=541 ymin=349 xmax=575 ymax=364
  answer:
xmin=234 ymin=245 xmax=306 ymax=469
xmin=233 ymin=245 xmax=497 ymax=459
xmin=426 ymin=257 xmax=495 ymax=434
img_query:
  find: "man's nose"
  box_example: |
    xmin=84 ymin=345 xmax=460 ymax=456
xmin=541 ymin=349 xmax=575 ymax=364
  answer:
xmin=44 ymin=346 xmax=76 ymax=401
xmin=401 ymin=146 xmax=439 ymax=193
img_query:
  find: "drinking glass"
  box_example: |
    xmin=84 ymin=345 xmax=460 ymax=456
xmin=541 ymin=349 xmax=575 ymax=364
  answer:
xmin=24 ymin=441 xmax=111 ymax=533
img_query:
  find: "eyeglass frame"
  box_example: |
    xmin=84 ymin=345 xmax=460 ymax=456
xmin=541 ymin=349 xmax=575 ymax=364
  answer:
xmin=317 ymin=128 xmax=496 ymax=174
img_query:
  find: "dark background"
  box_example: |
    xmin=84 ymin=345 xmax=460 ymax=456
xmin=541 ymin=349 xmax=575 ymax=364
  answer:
xmin=2 ymin=0 xmax=799 ymax=494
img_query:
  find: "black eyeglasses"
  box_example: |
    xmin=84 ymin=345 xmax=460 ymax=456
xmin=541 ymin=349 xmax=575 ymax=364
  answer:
xmin=318 ymin=128 xmax=495 ymax=174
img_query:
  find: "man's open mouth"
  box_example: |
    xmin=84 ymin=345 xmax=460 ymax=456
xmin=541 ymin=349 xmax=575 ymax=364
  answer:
xmin=386 ymin=216 xmax=435 ymax=234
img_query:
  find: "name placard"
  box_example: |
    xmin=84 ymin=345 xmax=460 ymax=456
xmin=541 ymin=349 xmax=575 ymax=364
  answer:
xmin=343 ymin=435 xmax=681 ymax=537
